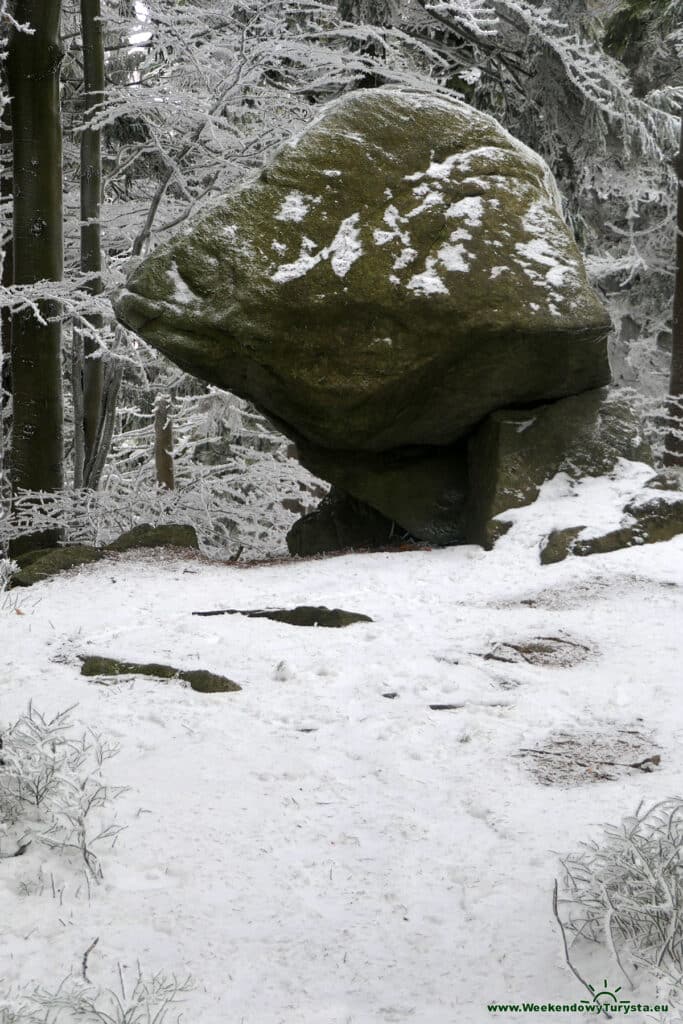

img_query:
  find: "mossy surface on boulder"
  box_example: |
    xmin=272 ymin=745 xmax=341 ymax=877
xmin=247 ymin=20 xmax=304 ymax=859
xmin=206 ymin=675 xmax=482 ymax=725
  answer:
xmin=115 ymin=88 xmax=610 ymax=457
xmin=105 ymin=523 xmax=199 ymax=553
xmin=11 ymin=545 xmax=104 ymax=588
xmin=80 ymin=655 xmax=240 ymax=692
xmin=466 ymin=388 xmax=651 ymax=548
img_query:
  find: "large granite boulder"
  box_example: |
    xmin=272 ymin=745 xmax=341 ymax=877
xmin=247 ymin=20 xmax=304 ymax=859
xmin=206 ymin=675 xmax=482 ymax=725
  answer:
xmin=115 ymin=87 xmax=611 ymax=542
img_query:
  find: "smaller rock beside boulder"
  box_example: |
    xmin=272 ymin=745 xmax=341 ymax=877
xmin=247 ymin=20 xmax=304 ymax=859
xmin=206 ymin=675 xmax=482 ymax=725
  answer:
xmin=540 ymin=527 xmax=586 ymax=565
xmin=10 ymin=545 xmax=104 ymax=588
xmin=8 ymin=523 xmax=201 ymax=587
xmin=286 ymin=490 xmax=400 ymax=557
xmin=105 ymin=523 xmax=199 ymax=553
xmin=540 ymin=493 xmax=683 ymax=564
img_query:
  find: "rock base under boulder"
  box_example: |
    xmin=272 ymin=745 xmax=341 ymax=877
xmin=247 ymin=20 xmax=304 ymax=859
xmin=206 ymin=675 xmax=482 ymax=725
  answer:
xmin=286 ymin=490 xmax=405 ymax=557
xmin=285 ymin=387 xmax=653 ymax=555
xmin=295 ymin=438 xmax=468 ymax=545
xmin=465 ymin=387 xmax=651 ymax=548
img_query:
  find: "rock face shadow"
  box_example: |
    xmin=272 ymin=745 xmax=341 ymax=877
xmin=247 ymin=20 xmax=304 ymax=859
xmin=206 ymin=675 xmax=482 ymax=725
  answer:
xmin=518 ymin=726 xmax=661 ymax=786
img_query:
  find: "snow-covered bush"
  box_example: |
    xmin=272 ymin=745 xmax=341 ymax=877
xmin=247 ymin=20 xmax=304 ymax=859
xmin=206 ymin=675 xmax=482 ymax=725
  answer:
xmin=559 ymin=798 xmax=683 ymax=1005
xmin=0 ymin=704 xmax=125 ymax=881
xmin=0 ymin=971 xmax=193 ymax=1024
xmin=0 ymin=390 xmax=325 ymax=559
xmin=0 ymin=558 xmax=17 ymax=592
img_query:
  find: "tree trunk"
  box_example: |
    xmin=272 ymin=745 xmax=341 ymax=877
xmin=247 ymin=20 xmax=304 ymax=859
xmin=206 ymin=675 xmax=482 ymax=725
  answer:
xmin=338 ymin=0 xmax=394 ymax=23
xmin=85 ymin=358 xmax=122 ymax=490
xmin=0 ymin=89 xmax=12 ymax=541
xmin=154 ymin=395 xmax=174 ymax=490
xmin=79 ymin=0 xmax=105 ymax=483
xmin=8 ymin=1 xmax=65 ymax=555
xmin=1 ymin=95 xmax=12 ymax=416
xmin=72 ymin=330 xmax=85 ymax=489
xmin=665 ymin=114 xmax=683 ymax=467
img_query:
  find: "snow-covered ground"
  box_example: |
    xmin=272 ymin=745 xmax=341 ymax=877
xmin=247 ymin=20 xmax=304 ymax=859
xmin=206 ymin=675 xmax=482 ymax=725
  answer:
xmin=2 ymin=463 xmax=682 ymax=1023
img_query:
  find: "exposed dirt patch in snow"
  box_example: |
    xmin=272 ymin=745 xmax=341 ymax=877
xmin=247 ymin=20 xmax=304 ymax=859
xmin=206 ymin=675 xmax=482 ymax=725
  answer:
xmin=511 ymin=573 xmax=680 ymax=611
xmin=518 ymin=725 xmax=662 ymax=786
xmin=483 ymin=634 xmax=595 ymax=668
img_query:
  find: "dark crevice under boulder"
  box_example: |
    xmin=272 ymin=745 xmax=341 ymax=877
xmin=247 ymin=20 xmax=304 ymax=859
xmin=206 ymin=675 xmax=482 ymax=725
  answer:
xmin=293 ymin=440 xmax=469 ymax=546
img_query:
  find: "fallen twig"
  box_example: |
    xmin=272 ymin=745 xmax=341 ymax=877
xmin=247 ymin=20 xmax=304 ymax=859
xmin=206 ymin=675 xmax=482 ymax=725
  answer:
xmin=82 ymin=936 xmax=99 ymax=982
xmin=553 ymin=880 xmax=612 ymax=1019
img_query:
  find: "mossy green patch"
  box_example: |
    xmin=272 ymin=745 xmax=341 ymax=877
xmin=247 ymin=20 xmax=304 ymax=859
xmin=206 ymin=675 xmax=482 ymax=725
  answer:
xmin=11 ymin=546 xmax=104 ymax=587
xmin=539 ymin=494 xmax=683 ymax=564
xmin=80 ymin=656 xmax=240 ymax=693
xmin=105 ymin=523 xmax=199 ymax=552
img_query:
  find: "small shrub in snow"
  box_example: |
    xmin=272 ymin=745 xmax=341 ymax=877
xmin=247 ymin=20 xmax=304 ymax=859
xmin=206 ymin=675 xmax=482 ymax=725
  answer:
xmin=0 ymin=704 xmax=125 ymax=881
xmin=559 ymin=798 xmax=683 ymax=1002
xmin=0 ymin=971 xmax=193 ymax=1024
xmin=0 ymin=559 xmax=17 ymax=592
